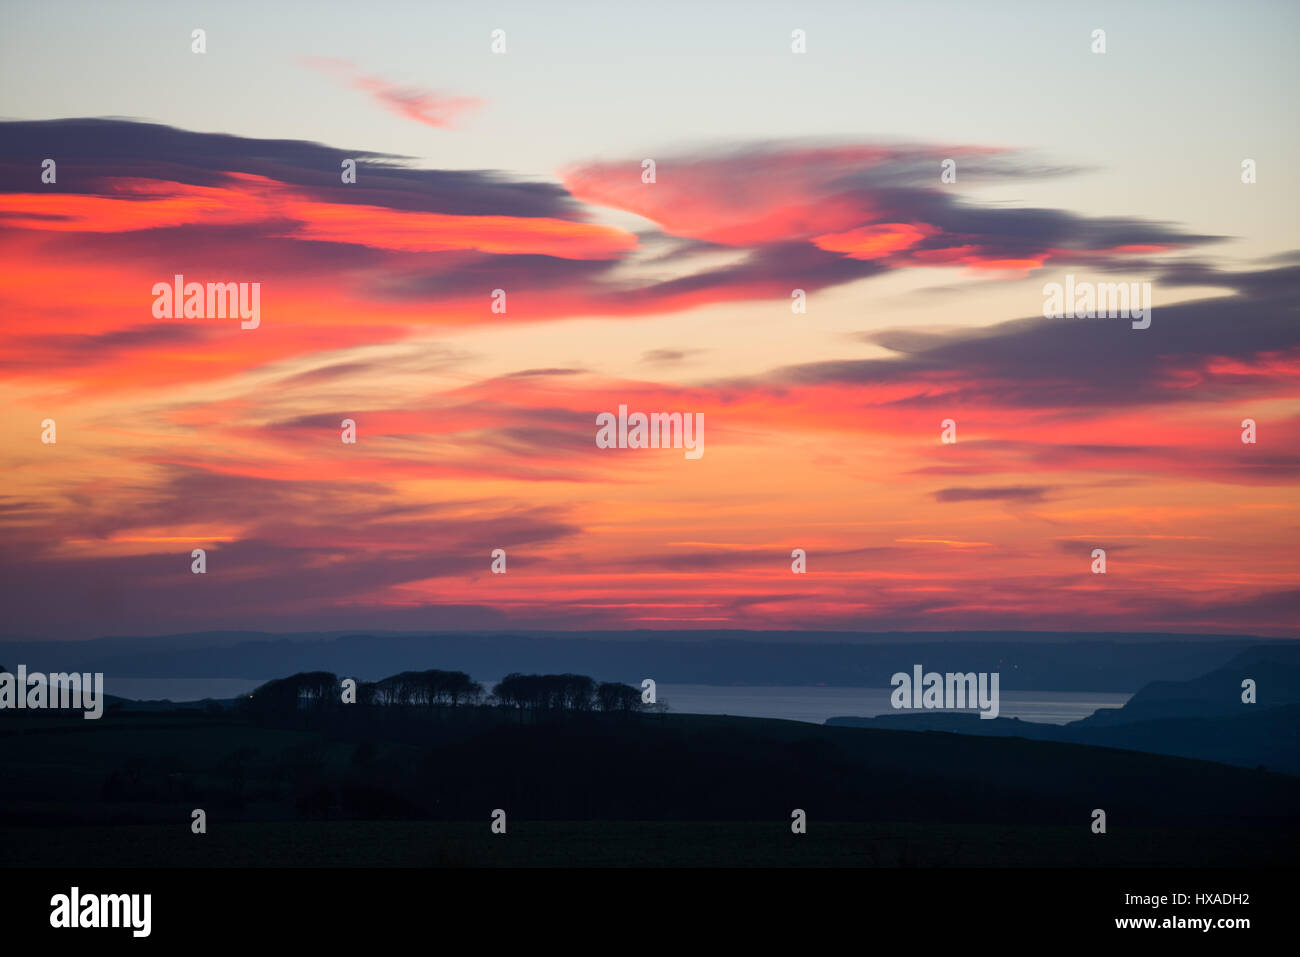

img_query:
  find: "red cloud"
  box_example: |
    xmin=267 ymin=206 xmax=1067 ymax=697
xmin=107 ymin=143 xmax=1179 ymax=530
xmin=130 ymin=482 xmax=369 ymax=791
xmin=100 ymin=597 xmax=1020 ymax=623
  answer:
xmin=561 ymin=146 xmax=898 ymax=245
xmin=302 ymin=57 xmax=483 ymax=128
xmin=561 ymin=144 xmax=1199 ymax=275
xmin=0 ymin=173 xmax=637 ymax=260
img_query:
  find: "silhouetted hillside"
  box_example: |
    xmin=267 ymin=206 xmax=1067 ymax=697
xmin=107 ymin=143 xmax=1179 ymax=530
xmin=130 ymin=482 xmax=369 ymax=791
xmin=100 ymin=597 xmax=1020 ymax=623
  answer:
xmin=827 ymin=645 xmax=1300 ymax=773
xmin=4 ymin=706 xmax=1297 ymax=829
xmin=1074 ymin=642 xmax=1300 ymax=726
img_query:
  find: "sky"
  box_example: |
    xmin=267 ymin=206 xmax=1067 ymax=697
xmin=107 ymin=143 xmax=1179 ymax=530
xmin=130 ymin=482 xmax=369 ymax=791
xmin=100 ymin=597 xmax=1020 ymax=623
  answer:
xmin=1 ymin=0 xmax=1297 ymax=639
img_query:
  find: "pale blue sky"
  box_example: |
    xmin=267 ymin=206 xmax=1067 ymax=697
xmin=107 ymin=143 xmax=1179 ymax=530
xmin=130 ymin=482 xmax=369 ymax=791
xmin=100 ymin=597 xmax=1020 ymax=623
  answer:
xmin=2 ymin=0 xmax=1296 ymax=258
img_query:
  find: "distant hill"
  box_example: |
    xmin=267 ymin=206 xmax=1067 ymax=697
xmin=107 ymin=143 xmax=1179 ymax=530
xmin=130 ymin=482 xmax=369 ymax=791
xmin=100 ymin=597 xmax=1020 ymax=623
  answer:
xmin=1072 ymin=642 xmax=1300 ymax=726
xmin=828 ymin=644 xmax=1300 ymax=774
xmin=1 ymin=630 xmax=1285 ymax=691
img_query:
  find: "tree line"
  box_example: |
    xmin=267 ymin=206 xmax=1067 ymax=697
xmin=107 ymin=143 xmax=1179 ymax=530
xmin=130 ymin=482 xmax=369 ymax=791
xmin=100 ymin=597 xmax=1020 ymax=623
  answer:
xmin=242 ymin=669 xmax=646 ymax=716
xmin=492 ymin=672 xmax=643 ymax=713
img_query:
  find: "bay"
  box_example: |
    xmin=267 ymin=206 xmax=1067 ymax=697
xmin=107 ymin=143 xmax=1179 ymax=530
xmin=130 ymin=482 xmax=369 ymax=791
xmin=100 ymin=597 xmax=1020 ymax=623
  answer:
xmin=107 ymin=677 xmax=1129 ymax=726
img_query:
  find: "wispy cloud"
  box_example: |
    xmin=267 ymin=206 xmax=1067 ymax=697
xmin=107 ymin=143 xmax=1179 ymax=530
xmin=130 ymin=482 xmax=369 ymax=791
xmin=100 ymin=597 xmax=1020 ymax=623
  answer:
xmin=301 ymin=57 xmax=483 ymax=129
xmin=933 ymin=486 xmax=1054 ymax=503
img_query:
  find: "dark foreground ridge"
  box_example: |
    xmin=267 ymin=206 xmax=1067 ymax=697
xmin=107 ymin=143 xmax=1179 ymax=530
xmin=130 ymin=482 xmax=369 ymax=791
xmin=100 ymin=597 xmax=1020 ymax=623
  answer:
xmin=2 ymin=670 xmax=1296 ymax=867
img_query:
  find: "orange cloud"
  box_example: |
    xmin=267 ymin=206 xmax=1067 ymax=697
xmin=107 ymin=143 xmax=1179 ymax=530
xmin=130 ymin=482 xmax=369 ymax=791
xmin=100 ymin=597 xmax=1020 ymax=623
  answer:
xmin=278 ymin=196 xmax=637 ymax=259
xmin=813 ymin=222 xmax=936 ymax=259
xmin=0 ymin=174 xmax=637 ymax=260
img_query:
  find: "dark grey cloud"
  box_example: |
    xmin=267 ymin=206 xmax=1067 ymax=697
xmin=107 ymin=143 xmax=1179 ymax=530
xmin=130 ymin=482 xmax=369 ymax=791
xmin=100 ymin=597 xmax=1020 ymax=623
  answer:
xmin=0 ymin=118 xmax=578 ymax=218
xmin=1054 ymin=540 xmax=1137 ymax=554
xmin=642 ymin=349 xmax=700 ymax=364
xmin=0 ymin=459 xmax=583 ymax=637
xmin=761 ymin=259 xmax=1300 ymax=410
xmin=503 ymin=368 xmax=585 ymax=378
xmin=0 ymin=121 xmax=1233 ymax=320
xmin=1 ymin=322 xmax=214 ymax=369
xmin=381 ymin=251 xmax=617 ymax=300
xmin=601 ymin=241 xmax=890 ymax=307
xmin=933 ymin=486 xmax=1053 ymax=503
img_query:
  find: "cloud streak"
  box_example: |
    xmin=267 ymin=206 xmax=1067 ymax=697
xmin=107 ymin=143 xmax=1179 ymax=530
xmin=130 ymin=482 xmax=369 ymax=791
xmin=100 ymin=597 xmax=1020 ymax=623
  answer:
xmin=302 ymin=58 xmax=484 ymax=129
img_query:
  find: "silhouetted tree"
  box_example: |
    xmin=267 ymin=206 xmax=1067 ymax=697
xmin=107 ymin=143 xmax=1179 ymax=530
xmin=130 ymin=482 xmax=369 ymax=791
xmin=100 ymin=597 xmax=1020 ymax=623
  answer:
xmin=296 ymin=672 xmax=338 ymax=709
xmin=444 ymin=671 xmax=483 ymax=706
xmin=243 ymin=672 xmax=338 ymax=715
xmin=242 ymin=676 xmax=299 ymax=715
xmin=596 ymin=681 xmax=643 ymax=713
xmin=375 ymin=674 xmax=409 ymax=707
xmin=560 ymin=674 xmax=596 ymax=711
xmin=356 ymin=681 xmax=378 ymax=707
xmin=380 ymin=671 xmax=421 ymax=706
xmin=493 ymin=673 xmax=528 ymax=712
xmin=492 ymin=673 xmax=600 ymax=716
xmin=368 ymin=670 xmax=485 ymax=708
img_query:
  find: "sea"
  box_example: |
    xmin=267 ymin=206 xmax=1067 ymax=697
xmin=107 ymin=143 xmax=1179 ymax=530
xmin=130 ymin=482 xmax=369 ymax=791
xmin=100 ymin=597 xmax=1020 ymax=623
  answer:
xmin=107 ymin=678 xmax=1130 ymax=726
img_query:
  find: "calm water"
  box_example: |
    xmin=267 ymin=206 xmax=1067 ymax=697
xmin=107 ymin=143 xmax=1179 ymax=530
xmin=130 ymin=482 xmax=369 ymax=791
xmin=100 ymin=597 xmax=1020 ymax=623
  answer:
xmin=109 ymin=678 xmax=266 ymax=703
xmin=654 ymin=684 xmax=1130 ymax=725
xmin=110 ymin=678 xmax=1129 ymax=726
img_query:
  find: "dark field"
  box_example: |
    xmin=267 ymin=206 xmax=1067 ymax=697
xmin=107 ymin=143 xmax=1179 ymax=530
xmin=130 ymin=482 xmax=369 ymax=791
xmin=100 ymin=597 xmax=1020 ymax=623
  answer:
xmin=1 ymin=820 xmax=1293 ymax=868
xmin=3 ymin=707 xmax=1296 ymax=867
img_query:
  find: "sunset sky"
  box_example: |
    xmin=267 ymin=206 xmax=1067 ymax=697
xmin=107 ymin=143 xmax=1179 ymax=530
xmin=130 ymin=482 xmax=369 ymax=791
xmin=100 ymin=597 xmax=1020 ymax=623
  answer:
xmin=1 ymin=0 xmax=1297 ymax=639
